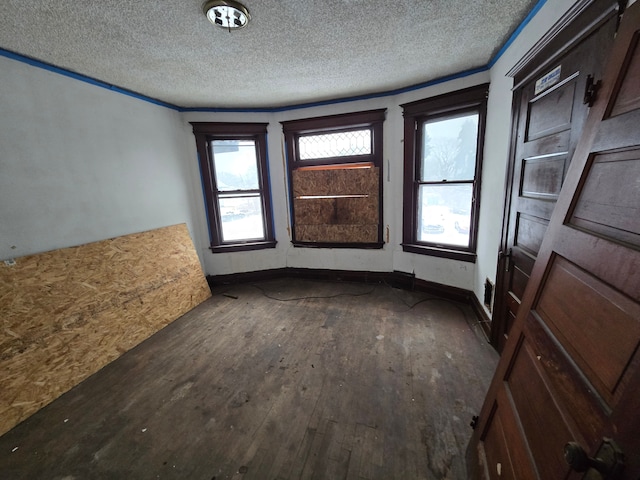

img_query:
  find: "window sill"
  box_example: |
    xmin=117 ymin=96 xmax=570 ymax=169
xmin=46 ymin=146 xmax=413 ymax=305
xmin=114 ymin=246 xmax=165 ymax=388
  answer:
xmin=210 ymin=240 xmax=277 ymax=253
xmin=401 ymin=243 xmax=477 ymax=263
xmin=292 ymin=241 xmax=384 ymax=249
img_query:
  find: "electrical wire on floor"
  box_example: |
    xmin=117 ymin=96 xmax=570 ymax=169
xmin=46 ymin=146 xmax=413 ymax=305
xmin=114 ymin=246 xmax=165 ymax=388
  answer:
xmin=215 ymin=278 xmax=456 ymax=311
xmin=212 ymin=278 xmax=490 ymax=333
xmin=249 ymin=282 xmax=376 ymax=302
xmin=247 ymin=278 xmax=460 ymax=315
xmin=379 ymin=277 xmax=459 ymax=312
xmin=378 ymin=278 xmax=492 ymax=339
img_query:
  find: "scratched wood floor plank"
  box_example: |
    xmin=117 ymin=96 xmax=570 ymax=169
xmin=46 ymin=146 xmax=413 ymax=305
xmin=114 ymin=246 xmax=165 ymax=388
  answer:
xmin=0 ymin=278 xmax=497 ymax=479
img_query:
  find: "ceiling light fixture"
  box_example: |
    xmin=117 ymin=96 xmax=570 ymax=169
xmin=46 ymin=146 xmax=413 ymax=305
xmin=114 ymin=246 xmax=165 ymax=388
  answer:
xmin=203 ymin=0 xmax=250 ymax=32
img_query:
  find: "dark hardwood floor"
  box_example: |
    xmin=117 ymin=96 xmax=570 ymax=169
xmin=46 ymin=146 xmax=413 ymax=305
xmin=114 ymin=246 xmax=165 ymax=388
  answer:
xmin=0 ymin=278 xmax=498 ymax=479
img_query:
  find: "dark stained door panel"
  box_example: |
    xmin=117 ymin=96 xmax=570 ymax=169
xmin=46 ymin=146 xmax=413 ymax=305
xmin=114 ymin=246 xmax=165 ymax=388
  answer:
xmin=491 ymin=4 xmax=618 ymax=352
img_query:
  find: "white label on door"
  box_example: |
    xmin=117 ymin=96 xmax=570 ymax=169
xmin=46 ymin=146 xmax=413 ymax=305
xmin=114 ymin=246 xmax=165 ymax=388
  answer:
xmin=535 ymin=65 xmax=561 ymax=95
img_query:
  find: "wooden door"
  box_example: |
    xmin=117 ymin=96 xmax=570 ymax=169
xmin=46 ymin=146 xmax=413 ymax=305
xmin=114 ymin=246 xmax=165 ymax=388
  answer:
xmin=468 ymin=2 xmax=640 ymax=479
xmin=492 ymin=4 xmax=618 ymax=352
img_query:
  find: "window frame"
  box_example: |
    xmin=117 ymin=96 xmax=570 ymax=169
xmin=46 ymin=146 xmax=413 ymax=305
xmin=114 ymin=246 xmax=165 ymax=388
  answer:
xmin=191 ymin=122 xmax=276 ymax=253
xmin=281 ymin=109 xmax=386 ymax=248
xmin=401 ymin=84 xmax=489 ymax=263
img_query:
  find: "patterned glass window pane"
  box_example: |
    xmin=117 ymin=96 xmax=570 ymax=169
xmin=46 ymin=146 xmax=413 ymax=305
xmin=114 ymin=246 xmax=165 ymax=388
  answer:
xmin=298 ymin=129 xmax=371 ymax=160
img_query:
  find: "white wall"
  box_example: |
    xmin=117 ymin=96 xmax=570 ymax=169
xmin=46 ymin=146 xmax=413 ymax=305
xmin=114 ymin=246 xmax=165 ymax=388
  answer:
xmin=0 ymin=55 xmax=202 ymax=262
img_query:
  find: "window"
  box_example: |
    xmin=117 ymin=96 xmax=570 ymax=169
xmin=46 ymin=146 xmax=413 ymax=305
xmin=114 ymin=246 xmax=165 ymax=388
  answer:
xmin=281 ymin=110 xmax=385 ymax=248
xmin=191 ymin=122 xmax=276 ymax=252
xmin=401 ymin=84 xmax=488 ymax=262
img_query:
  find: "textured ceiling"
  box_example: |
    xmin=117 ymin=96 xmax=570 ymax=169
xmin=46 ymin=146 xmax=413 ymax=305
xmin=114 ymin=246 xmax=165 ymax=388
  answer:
xmin=0 ymin=0 xmax=539 ymax=109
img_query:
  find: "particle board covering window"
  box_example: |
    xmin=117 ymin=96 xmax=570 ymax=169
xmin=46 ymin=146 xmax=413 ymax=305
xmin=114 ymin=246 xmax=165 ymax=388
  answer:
xmin=282 ymin=110 xmax=386 ymax=248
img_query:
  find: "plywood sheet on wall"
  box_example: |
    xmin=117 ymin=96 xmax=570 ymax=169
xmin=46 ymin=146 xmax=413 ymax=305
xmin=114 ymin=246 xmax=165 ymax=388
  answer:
xmin=0 ymin=223 xmax=211 ymax=436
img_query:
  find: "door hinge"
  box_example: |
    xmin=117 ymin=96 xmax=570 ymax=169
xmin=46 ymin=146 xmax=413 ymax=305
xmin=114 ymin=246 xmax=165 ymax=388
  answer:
xmin=470 ymin=415 xmax=479 ymax=430
xmin=499 ymin=248 xmax=513 ymax=272
xmin=616 ymin=0 xmax=627 ymax=34
xmin=584 ymin=75 xmax=602 ymax=107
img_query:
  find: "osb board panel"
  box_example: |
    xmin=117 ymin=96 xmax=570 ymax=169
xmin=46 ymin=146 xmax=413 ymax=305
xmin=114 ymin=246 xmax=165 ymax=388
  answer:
xmin=294 ymin=196 xmax=378 ymax=225
xmin=292 ymin=167 xmax=379 ymax=197
xmin=0 ymin=223 xmax=211 ymax=436
xmin=295 ymin=224 xmax=378 ymax=243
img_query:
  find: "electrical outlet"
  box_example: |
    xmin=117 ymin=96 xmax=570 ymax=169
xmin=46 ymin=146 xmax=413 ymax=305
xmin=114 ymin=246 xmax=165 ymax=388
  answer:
xmin=484 ymin=278 xmax=494 ymax=311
